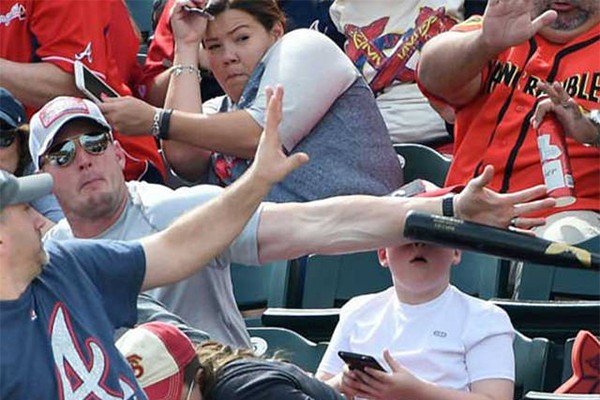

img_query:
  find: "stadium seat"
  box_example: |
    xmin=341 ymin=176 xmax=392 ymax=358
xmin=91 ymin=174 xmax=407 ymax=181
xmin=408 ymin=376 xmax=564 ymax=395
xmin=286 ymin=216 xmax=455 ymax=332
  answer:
xmin=248 ymin=327 xmax=328 ymax=373
xmin=126 ymin=0 xmax=154 ymax=44
xmin=300 ymin=251 xmax=390 ymax=309
xmin=514 ymin=236 xmax=600 ymax=301
xmin=231 ymin=260 xmax=293 ymax=317
xmin=515 ymin=330 xmax=552 ymax=400
xmin=393 ymin=143 xmax=451 ymax=186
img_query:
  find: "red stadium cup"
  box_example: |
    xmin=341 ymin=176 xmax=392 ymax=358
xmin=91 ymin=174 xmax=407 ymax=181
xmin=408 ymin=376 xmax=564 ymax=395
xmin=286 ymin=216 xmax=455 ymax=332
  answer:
xmin=536 ymin=115 xmax=576 ymax=207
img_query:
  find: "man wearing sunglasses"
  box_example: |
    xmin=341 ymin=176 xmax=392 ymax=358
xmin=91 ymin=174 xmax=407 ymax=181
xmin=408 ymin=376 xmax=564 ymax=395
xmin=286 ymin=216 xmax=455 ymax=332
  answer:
xmin=1 ymin=86 xmax=309 ymax=399
xmin=31 ymin=92 xmax=555 ymax=353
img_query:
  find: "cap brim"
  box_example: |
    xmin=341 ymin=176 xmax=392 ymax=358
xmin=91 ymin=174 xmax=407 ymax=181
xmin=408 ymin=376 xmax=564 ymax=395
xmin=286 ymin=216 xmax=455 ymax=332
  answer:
xmin=0 ymin=173 xmax=53 ymax=210
xmin=0 ymin=110 xmax=18 ymax=128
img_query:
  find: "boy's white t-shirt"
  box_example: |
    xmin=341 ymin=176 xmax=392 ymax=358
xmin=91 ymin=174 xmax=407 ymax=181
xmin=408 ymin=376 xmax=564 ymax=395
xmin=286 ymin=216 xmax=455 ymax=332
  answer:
xmin=330 ymin=0 xmax=464 ymax=143
xmin=318 ymin=286 xmax=515 ymax=391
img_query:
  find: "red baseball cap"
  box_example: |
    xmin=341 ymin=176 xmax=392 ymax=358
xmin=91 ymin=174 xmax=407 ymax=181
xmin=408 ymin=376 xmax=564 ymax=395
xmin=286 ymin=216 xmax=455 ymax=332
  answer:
xmin=116 ymin=322 xmax=197 ymax=400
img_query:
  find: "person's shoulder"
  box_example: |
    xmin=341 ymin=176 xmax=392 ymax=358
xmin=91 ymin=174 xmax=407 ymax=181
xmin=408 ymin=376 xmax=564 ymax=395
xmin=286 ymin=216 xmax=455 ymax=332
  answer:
xmin=449 ymin=286 xmax=511 ymax=321
xmin=44 ymin=218 xmax=74 ymax=241
xmin=341 ymin=287 xmax=395 ymax=317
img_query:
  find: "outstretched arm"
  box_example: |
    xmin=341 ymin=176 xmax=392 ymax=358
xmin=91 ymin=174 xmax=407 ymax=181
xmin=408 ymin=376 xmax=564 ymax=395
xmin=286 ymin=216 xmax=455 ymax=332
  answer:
xmin=257 ymin=166 xmax=554 ymax=263
xmin=418 ymin=0 xmax=556 ymax=106
xmin=140 ymin=86 xmax=308 ymax=290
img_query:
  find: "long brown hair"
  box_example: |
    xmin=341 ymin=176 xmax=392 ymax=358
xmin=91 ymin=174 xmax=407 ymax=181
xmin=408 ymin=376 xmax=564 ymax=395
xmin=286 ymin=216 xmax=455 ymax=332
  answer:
xmin=205 ymin=0 xmax=287 ymax=31
xmin=185 ymin=340 xmax=286 ymax=397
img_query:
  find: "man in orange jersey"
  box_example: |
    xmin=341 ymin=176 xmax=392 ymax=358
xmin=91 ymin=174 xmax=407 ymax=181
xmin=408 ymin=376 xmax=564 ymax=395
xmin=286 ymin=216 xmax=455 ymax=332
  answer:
xmin=418 ymin=0 xmax=599 ymax=246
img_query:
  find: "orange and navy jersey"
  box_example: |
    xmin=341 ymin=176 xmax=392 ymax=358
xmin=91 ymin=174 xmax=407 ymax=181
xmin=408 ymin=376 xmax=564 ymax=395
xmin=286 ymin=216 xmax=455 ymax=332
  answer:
xmin=0 ymin=0 xmax=165 ymax=181
xmin=443 ymin=19 xmax=600 ymax=217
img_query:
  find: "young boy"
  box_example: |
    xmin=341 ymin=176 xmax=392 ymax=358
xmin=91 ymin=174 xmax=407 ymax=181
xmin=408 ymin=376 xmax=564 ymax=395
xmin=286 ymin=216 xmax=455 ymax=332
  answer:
xmin=316 ymin=242 xmax=515 ymax=400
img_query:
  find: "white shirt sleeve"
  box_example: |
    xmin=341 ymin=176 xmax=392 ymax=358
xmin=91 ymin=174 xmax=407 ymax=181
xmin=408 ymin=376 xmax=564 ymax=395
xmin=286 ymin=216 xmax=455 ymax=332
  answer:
xmin=245 ymin=29 xmax=360 ymax=151
xmin=317 ymin=298 xmax=361 ymax=375
xmin=463 ymin=305 xmax=516 ymax=383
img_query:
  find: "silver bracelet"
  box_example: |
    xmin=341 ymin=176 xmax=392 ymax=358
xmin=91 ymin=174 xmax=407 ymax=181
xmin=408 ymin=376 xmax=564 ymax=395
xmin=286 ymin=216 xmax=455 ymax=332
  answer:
xmin=170 ymin=64 xmax=202 ymax=80
xmin=151 ymin=108 xmax=161 ymax=137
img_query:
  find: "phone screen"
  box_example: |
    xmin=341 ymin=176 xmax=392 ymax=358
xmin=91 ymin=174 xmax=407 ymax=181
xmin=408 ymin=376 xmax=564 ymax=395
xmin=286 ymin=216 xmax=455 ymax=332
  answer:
xmin=81 ymin=65 xmax=119 ymax=100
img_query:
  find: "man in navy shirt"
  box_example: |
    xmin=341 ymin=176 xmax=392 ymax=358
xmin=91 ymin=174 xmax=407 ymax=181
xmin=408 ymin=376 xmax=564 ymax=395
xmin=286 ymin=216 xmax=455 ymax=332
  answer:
xmin=0 ymin=87 xmax=308 ymax=399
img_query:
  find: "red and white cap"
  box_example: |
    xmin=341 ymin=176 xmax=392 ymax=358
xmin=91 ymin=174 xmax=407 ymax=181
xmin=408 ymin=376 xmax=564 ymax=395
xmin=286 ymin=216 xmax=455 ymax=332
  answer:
xmin=29 ymin=96 xmax=112 ymax=170
xmin=116 ymin=322 xmax=197 ymax=400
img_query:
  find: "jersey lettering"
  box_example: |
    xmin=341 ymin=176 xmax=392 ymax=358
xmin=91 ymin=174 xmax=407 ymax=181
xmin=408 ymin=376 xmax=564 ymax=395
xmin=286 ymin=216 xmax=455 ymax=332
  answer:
xmin=75 ymin=42 xmax=93 ymax=64
xmin=0 ymin=3 xmax=25 ymax=26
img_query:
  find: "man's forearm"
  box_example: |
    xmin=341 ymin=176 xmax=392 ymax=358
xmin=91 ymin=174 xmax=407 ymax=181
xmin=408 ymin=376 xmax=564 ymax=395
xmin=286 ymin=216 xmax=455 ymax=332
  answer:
xmin=258 ymin=196 xmax=444 ymax=263
xmin=0 ymin=59 xmax=80 ymax=108
xmin=141 ymin=165 xmax=273 ymax=290
xmin=418 ymin=30 xmax=500 ymax=106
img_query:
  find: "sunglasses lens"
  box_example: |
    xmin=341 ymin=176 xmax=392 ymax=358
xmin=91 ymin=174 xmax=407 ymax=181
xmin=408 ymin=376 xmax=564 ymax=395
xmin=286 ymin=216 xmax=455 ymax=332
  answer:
xmin=80 ymin=132 xmax=110 ymax=154
xmin=47 ymin=141 xmax=76 ymax=167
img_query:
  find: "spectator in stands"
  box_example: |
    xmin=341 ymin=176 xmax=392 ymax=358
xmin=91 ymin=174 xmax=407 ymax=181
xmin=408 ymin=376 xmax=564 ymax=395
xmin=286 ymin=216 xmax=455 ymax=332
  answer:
xmin=116 ymin=321 xmax=345 ymax=400
xmin=316 ymin=241 xmax=514 ymax=400
xmin=36 ymin=91 xmax=552 ymax=348
xmin=99 ymin=0 xmax=404 ymax=201
xmin=0 ymin=0 xmax=166 ymax=183
xmin=329 ymin=0 xmax=463 ymax=150
xmin=417 ymin=0 xmax=600 ymax=245
xmin=0 ymin=87 xmax=62 ymax=225
xmin=0 ymin=86 xmax=307 ymax=398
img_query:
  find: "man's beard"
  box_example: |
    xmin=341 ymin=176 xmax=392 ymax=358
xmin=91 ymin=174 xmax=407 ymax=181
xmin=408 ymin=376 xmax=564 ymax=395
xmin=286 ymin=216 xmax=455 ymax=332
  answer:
xmin=534 ymin=0 xmax=598 ymax=31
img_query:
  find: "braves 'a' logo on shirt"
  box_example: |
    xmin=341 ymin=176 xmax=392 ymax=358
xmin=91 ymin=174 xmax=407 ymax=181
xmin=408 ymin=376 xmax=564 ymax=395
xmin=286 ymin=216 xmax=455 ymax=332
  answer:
xmin=75 ymin=42 xmax=93 ymax=63
xmin=49 ymin=304 xmax=136 ymax=399
xmin=0 ymin=3 xmax=25 ymax=26
xmin=343 ymin=7 xmax=457 ymax=93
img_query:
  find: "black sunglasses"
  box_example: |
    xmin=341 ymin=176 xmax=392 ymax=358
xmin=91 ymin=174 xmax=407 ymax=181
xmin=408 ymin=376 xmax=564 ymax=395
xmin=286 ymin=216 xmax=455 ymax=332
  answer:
xmin=42 ymin=131 xmax=112 ymax=168
xmin=0 ymin=129 xmax=18 ymax=148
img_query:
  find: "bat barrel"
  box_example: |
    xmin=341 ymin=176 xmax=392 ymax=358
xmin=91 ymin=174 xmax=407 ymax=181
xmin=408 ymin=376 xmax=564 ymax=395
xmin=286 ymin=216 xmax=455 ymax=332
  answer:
xmin=403 ymin=212 xmax=599 ymax=270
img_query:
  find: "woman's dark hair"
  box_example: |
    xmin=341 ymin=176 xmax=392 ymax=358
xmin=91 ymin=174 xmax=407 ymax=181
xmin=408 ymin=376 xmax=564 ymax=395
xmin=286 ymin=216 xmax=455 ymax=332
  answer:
xmin=7 ymin=123 xmax=31 ymax=177
xmin=205 ymin=0 xmax=287 ymax=31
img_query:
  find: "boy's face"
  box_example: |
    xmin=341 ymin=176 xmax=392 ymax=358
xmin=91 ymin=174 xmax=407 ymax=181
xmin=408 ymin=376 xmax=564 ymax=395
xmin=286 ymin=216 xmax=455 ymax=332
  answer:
xmin=378 ymin=243 xmax=460 ymax=290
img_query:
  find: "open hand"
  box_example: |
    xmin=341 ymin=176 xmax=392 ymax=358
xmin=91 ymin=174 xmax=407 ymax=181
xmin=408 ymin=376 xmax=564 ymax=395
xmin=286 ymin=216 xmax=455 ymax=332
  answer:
xmin=98 ymin=95 xmax=156 ymax=136
xmin=248 ymin=86 xmax=309 ymax=186
xmin=531 ymin=81 xmax=599 ymax=146
xmin=454 ymin=165 xmax=555 ymax=230
xmin=482 ymin=0 xmax=556 ymax=52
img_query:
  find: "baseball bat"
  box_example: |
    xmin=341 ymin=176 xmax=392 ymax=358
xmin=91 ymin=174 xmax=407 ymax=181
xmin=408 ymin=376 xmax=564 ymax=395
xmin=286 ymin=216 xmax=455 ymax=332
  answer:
xmin=403 ymin=212 xmax=599 ymax=270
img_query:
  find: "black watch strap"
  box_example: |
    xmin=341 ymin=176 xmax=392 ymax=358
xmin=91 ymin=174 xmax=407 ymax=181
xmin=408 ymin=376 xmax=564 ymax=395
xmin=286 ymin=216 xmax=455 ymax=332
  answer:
xmin=442 ymin=196 xmax=454 ymax=217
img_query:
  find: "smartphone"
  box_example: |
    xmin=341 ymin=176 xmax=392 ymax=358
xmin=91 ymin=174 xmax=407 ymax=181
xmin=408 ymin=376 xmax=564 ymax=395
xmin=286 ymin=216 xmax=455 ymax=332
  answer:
xmin=337 ymin=351 xmax=385 ymax=372
xmin=74 ymin=61 xmax=119 ymax=104
xmin=183 ymin=5 xmax=214 ymax=20
xmin=390 ymin=179 xmax=427 ymax=198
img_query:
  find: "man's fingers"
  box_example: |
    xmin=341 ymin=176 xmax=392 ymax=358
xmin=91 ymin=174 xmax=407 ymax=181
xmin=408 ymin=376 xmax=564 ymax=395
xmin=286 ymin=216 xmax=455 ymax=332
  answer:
xmin=469 ymin=165 xmax=494 ymax=189
xmin=531 ymin=9 xmax=557 ymax=33
xmin=501 ymin=184 xmax=547 ymax=204
xmin=531 ymin=100 xmax=553 ymax=129
xmin=513 ymin=198 xmax=556 ymax=216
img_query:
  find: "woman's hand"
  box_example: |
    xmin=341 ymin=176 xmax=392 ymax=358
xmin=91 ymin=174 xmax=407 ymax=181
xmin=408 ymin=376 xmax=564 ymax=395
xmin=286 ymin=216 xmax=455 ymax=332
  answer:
xmin=531 ymin=81 xmax=600 ymax=146
xmin=454 ymin=165 xmax=555 ymax=230
xmin=170 ymin=0 xmax=211 ymax=45
xmin=98 ymin=96 xmax=156 ymax=136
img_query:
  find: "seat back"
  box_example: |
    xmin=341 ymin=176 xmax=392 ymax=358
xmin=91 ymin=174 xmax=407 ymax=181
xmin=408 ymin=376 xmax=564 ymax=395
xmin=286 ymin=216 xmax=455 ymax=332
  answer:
xmin=231 ymin=260 xmax=292 ymax=312
xmin=248 ymin=327 xmax=327 ymax=373
xmin=515 ymin=236 xmax=600 ymax=300
xmin=515 ymin=330 xmax=551 ymax=399
xmin=394 ymin=143 xmax=451 ymax=186
xmin=125 ymin=0 xmax=154 ymax=43
xmin=301 ymin=251 xmax=391 ymax=309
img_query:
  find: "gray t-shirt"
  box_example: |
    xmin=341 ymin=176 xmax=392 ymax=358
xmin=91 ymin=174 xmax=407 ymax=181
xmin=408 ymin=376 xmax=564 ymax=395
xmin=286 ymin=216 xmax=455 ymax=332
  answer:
xmin=45 ymin=181 xmax=263 ymax=347
xmin=204 ymin=29 xmax=403 ymax=202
